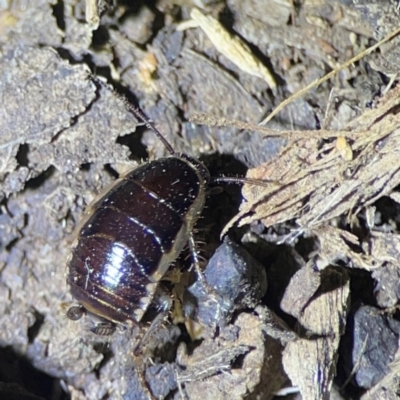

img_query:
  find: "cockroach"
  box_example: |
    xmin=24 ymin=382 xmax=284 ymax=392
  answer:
xmin=66 ymin=77 xmax=269 ymax=342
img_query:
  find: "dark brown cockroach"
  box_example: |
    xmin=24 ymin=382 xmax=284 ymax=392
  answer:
xmin=66 ymin=77 xmax=269 ymax=341
xmin=67 ymin=155 xmax=209 ymax=326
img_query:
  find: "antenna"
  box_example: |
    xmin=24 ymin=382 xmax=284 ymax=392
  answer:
xmin=88 ymin=75 xmax=176 ymax=156
xmin=211 ymin=176 xmax=274 ymax=188
xmin=89 ymin=75 xmax=274 ymax=190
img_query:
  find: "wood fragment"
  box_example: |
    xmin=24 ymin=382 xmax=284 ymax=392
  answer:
xmin=336 ymin=136 xmax=353 ymax=161
xmin=282 ymin=268 xmax=350 ymax=400
xmin=223 ymin=85 xmax=400 ymax=237
xmin=85 ymin=0 xmax=100 ymax=29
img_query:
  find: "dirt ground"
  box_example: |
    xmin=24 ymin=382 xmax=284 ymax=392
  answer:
xmin=1 ymin=1 xmax=400 ymax=399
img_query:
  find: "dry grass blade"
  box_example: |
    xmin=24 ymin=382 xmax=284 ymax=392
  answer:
xmin=260 ymin=26 xmax=400 ymax=125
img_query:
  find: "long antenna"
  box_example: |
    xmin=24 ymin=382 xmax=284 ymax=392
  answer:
xmin=211 ymin=176 xmax=276 ymax=188
xmin=88 ymin=75 xmax=176 ymax=156
xmin=89 ymin=75 xmax=275 ymax=190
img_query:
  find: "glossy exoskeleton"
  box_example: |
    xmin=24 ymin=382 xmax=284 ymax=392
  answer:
xmin=66 ymin=78 xmax=267 ymax=338
xmin=66 ymin=77 xmax=214 ymax=336
xmin=67 ymin=154 xmax=209 ymax=326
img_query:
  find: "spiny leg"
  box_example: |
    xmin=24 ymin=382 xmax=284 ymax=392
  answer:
xmin=187 ymin=233 xmax=222 ymax=328
xmin=133 ymin=290 xmax=172 ymax=356
xmin=136 ymin=361 xmax=158 ymax=400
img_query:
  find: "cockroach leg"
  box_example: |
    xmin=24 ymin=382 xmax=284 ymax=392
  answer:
xmin=133 ymin=290 xmax=172 ymax=356
xmin=188 ymin=234 xmax=222 ymax=327
xmin=90 ymin=321 xmax=116 ymax=336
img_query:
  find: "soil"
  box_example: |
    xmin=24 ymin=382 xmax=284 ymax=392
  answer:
xmin=1 ymin=1 xmax=400 ymax=399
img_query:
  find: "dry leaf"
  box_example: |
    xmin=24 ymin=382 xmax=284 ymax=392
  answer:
xmin=181 ymin=8 xmax=276 ymax=89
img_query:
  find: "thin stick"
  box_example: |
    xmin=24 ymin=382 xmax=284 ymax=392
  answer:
xmin=260 ymin=26 xmax=400 ymax=126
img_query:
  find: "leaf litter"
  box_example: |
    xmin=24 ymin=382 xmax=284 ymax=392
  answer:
xmin=190 ymin=23 xmax=400 ymax=396
xmin=211 ymin=69 xmax=400 ymax=400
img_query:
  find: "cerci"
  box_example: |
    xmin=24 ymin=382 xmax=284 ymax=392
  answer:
xmin=66 ymin=79 xmax=211 ymax=335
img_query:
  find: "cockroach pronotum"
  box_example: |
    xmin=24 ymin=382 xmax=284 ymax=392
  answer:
xmin=66 ymin=76 xmax=269 ymax=343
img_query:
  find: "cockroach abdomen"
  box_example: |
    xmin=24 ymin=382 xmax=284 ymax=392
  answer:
xmin=67 ymin=156 xmax=209 ymax=326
